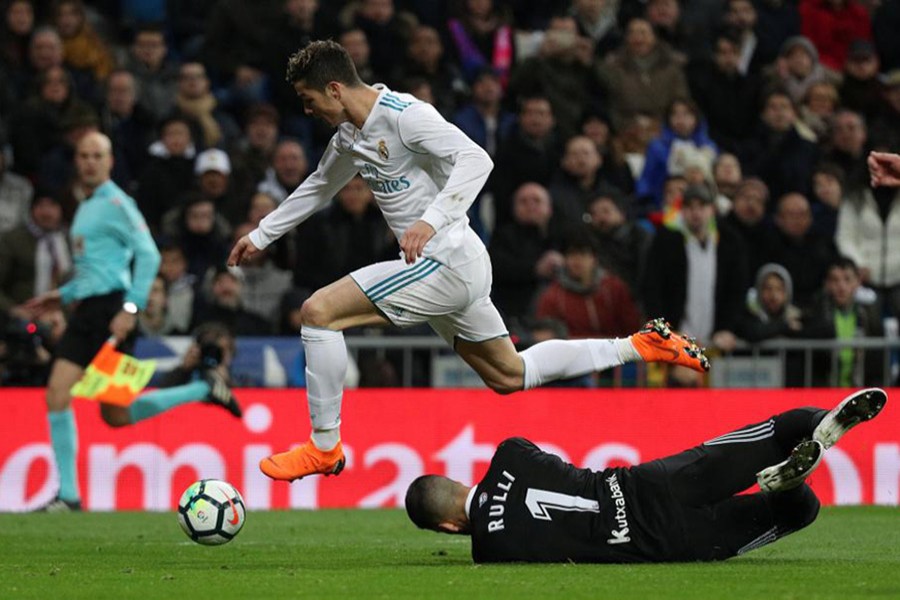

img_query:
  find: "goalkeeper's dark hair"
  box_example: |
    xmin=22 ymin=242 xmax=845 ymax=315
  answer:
xmin=285 ymin=40 xmax=363 ymax=89
xmin=405 ymin=475 xmax=460 ymax=531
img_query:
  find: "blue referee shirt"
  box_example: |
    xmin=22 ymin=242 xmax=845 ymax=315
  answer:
xmin=59 ymin=180 xmax=161 ymax=309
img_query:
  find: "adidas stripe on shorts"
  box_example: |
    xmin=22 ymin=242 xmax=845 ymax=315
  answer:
xmin=350 ymin=251 xmax=508 ymax=344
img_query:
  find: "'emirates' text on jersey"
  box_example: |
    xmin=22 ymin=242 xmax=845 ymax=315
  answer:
xmin=468 ymin=438 xmax=685 ymax=563
xmin=250 ymin=86 xmax=492 ymax=268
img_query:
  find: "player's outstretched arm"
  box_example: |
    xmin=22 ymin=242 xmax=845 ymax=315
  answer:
xmin=868 ymin=151 xmax=900 ymax=187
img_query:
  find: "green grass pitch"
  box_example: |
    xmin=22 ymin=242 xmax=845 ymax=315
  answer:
xmin=2 ymin=507 xmax=898 ymax=599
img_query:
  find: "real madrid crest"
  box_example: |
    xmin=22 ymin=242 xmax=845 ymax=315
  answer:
xmin=377 ymin=139 xmax=389 ymax=160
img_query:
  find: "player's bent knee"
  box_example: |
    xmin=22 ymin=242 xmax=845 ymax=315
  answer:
xmin=775 ymin=484 xmax=820 ymax=532
xmin=299 ymin=296 xmax=332 ymax=328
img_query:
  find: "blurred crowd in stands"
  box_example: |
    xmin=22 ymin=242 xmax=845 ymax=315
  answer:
xmin=1 ymin=0 xmax=900 ymax=387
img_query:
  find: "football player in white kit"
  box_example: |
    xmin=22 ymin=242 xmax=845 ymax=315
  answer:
xmin=228 ymin=41 xmax=710 ymax=482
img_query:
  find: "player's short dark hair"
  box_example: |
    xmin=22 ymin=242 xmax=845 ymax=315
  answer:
xmin=285 ymin=40 xmax=363 ymax=89
xmin=405 ymin=475 xmax=458 ymax=531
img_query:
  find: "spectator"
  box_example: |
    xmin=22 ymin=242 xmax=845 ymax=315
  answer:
xmin=597 ymin=17 xmax=691 ymax=130
xmin=8 ymin=65 xmax=94 ymax=180
xmin=810 ymin=162 xmax=844 ymax=238
xmin=687 ymin=29 xmax=762 ymax=155
xmin=175 ymin=62 xmax=241 ymax=150
xmin=804 ymin=257 xmax=884 ymax=386
xmin=135 ymin=114 xmax=197 ymax=233
xmin=138 ymin=275 xmax=184 ymax=336
xmin=257 ymin=139 xmax=309 ymax=201
xmin=201 ymin=0 xmax=282 ymax=112
xmin=835 ymin=184 xmax=900 ymax=318
xmin=869 ymin=70 xmax=900 ymax=153
xmin=754 ymin=0 xmax=802 ymax=68
xmin=824 ymin=109 xmax=869 ymax=194
xmin=587 ymin=190 xmax=652 ymax=299
xmin=166 ymin=148 xmax=244 ymax=228
xmin=1 ymin=0 xmax=34 ymax=75
xmin=615 ymin=112 xmax=660 ymax=185
xmin=723 ymin=177 xmax=776 ymax=281
xmin=229 ymin=103 xmax=280 ymax=201
xmin=0 ymin=192 xmax=71 ymax=316
xmin=391 ymin=25 xmax=465 ymax=117
xmin=0 ymin=134 xmax=33 ymax=233
xmin=645 ymin=0 xmax=692 ymax=59
xmin=799 ymin=0 xmax=872 ymax=72
xmin=36 ymin=104 xmax=99 ymax=194
xmin=840 ymin=39 xmax=882 ymax=123
xmin=642 ymin=183 xmax=748 ymax=351
xmin=53 ymin=0 xmax=115 ymax=89
xmin=349 ymin=0 xmax=417 ymax=82
xmin=446 ymin=0 xmax=515 ymax=88
xmin=798 ymin=80 xmax=839 ymax=142
xmin=536 ymin=228 xmax=642 ymax=339
xmin=338 ymin=27 xmax=382 ymax=86
xmin=99 ymin=69 xmax=155 ymax=190
xmin=229 ymin=222 xmax=293 ymax=327
xmin=736 ymin=263 xmax=804 ymax=342
xmin=636 ymin=98 xmax=718 ymax=208
xmin=579 ymin=110 xmax=635 ymax=194
xmin=551 ymin=136 xmax=613 ymax=226
xmin=125 ymin=23 xmax=179 ymax=122
xmin=452 ymin=67 xmax=515 ymax=158
xmin=508 ymin=15 xmax=603 ymax=141
xmin=246 ymin=191 xmax=297 ymax=272
xmin=492 ymin=95 xmax=561 ymax=228
xmin=293 ymin=174 xmax=396 ymax=291
xmin=765 ymin=192 xmax=838 ymax=308
xmin=192 ymin=265 xmax=273 ymax=335
xmin=163 ymin=193 xmax=231 ymax=281
xmin=570 ymin=0 xmax=621 ymax=59
xmin=489 ymin=182 xmax=563 ymax=324
xmin=156 ymin=242 xmax=195 ymax=334
xmin=721 ymin=0 xmax=765 ymax=75
xmin=734 ymin=262 xmax=807 ymax=385
xmin=712 ymin=152 xmax=742 ymax=213
xmin=766 ymin=36 xmax=837 ymax=105
xmin=267 ymin=0 xmax=334 ymax=120
xmin=740 ymin=89 xmax=819 ymax=203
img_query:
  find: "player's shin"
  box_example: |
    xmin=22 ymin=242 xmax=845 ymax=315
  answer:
xmin=519 ymin=338 xmax=634 ymax=389
xmin=301 ymin=326 xmax=347 ymax=451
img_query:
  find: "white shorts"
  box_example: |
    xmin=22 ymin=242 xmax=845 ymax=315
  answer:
xmin=350 ymin=252 xmax=508 ymax=345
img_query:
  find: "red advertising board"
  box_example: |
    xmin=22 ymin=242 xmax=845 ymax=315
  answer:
xmin=1 ymin=388 xmax=898 ymax=511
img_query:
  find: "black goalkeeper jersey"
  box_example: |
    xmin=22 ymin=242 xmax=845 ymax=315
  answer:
xmin=468 ymin=437 xmax=686 ymax=563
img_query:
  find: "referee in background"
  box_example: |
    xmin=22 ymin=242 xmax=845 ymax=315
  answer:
xmin=25 ymin=131 xmax=160 ymax=512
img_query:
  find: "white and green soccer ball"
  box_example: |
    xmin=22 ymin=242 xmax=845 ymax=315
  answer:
xmin=177 ymin=479 xmax=246 ymax=545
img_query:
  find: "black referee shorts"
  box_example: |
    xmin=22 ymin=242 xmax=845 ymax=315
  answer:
xmin=55 ymin=291 xmax=137 ymax=367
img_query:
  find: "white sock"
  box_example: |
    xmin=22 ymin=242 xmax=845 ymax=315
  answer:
xmin=520 ymin=338 xmax=637 ymax=390
xmin=301 ymin=326 xmax=346 ymax=451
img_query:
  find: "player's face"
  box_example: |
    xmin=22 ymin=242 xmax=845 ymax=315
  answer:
xmin=75 ymin=134 xmax=113 ymax=188
xmin=294 ymin=81 xmax=346 ymax=127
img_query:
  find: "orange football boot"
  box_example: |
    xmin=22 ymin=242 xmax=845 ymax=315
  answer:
xmin=629 ymin=318 xmax=710 ymax=373
xmin=259 ymin=439 xmax=346 ymax=481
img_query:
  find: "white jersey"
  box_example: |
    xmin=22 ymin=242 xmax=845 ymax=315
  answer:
xmin=249 ymin=85 xmax=493 ymax=268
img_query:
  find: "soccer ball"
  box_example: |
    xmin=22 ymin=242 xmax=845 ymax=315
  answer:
xmin=177 ymin=479 xmax=246 ymax=545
